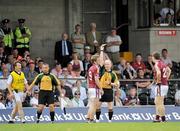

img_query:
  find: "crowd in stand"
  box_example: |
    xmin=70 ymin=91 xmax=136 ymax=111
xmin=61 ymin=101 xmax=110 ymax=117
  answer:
xmin=0 ymin=18 xmax=180 ymax=109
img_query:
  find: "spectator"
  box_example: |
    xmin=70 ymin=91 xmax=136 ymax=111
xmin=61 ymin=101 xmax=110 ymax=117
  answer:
xmin=132 ymin=53 xmax=146 ymax=71
xmin=116 ymin=58 xmax=126 ymax=77
xmin=71 ymin=24 xmax=86 ymax=60
xmin=144 ymin=55 xmax=154 ymax=78
xmin=21 ymin=59 xmax=29 ymax=75
xmin=0 ymin=90 xmax=5 ymax=109
xmin=30 ymin=90 xmax=39 ymax=107
xmin=124 ymin=86 xmax=140 ymax=106
xmin=116 ymin=58 xmax=136 ymax=79
xmin=59 ymin=68 xmax=73 ymax=88
xmin=153 ymin=13 xmax=161 ymax=26
xmin=82 ymin=53 xmax=92 ymax=76
xmin=72 ymin=90 xmax=85 ymax=107
xmin=106 ymin=27 xmax=122 ymax=64
xmin=86 ymin=22 xmax=102 ymax=54
xmin=5 ymin=92 xmax=14 ymax=109
xmin=0 ymin=19 xmax=14 ymax=55
xmin=14 ymin=18 xmax=31 ymax=56
xmin=25 ymin=60 xmax=38 ymax=85
xmin=60 ymin=89 xmax=73 ymax=108
xmin=54 ymin=32 xmax=73 ymax=67
xmin=35 ymin=59 xmax=44 ymax=73
xmin=165 ymin=12 xmax=174 ymax=25
xmin=12 ymin=48 xmax=22 ymax=61
xmin=6 ymin=55 xmax=15 ymax=72
xmin=70 ymin=52 xmax=84 ymax=74
xmin=0 ymin=63 xmax=9 ymax=78
xmin=51 ymin=63 xmax=62 ymax=78
xmin=72 ymin=80 xmax=87 ymax=101
xmin=67 ymin=63 xmax=73 ymax=75
xmin=84 ymin=46 xmax=91 ymax=55
xmin=123 ymin=61 xmax=137 ymax=79
xmin=0 ymin=64 xmax=8 ymax=90
xmin=175 ymin=89 xmax=180 ymax=106
xmin=161 ymin=48 xmax=172 ymax=68
xmin=160 ymin=0 xmax=174 ymax=23
xmin=34 ymin=57 xmax=42 ymax=70
xmin=135 ymin=68 xmax=151 ymax=88
xmin=114 ymin=89 xmax=123 ymax=106
xmin=0 ymin=46 xmax=7 ymax=66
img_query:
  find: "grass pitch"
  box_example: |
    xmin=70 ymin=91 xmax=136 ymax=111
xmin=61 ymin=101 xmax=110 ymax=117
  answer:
xmin=1 ymin=122 xmax=180 ymax=131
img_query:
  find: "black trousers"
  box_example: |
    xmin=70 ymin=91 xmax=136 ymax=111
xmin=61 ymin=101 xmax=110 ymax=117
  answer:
xmin=58 ymin=55 xmax=71 ymax=67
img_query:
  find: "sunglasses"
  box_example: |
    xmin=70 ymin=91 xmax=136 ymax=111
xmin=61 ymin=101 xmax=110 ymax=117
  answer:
xmin=75 ymin=93 xmax=80 ymax=96
xmin=0 ymin=94 xmax=3 ymax=96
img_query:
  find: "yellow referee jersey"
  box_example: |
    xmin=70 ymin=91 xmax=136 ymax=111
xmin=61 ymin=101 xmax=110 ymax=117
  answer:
xmin=32 ymin=73 xmax=60 ymax=91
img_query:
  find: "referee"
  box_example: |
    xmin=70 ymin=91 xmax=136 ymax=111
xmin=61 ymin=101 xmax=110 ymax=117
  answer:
xmin=96 ymin=46 xmax=119 ymax=123
xmin=28 ymin=63 xmax=61 ymax=123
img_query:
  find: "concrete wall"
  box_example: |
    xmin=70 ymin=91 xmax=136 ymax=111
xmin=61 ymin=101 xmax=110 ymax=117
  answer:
xmin=150 ymin=28 xmax=180 ymax=62
xmin=0 ymin=0 xmax=66 ymax=65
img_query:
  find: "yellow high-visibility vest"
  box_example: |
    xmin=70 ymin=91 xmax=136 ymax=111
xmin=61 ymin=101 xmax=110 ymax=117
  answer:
xmin=15 ymin=26 xmax=31 ymax=48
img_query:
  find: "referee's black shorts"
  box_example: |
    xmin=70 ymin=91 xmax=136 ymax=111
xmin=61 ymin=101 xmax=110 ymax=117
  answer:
xmin=100 ymin=88 xmax=113 ymax=102
xmin=38 ymin=90 xmax=54 ymax=105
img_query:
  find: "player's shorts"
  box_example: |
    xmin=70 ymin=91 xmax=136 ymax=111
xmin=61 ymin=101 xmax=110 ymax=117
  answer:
xmin=13 ymin=90 xmax=24 ymax=102
xmin=100 ymin=88 xmax=113 ymax=102
xmin=154 ymin=85 xmax=169 ymax=97
xmin=88 ymin=88 xmax=101 ymax=99
xmin=38 ymin=90 xmax=54 ymax=105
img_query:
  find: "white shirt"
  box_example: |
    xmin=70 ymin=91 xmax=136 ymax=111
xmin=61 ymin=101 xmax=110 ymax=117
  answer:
xmin=30 ymin=97 xmax=38 ymax=107
xmin=175 ymin=90 xmax=180 ymax=100
xmin=106 ymin=35 xmax=122 ymax=53
xmin=160 ymin=8 xmax=174 ymax=19
xmin=72 ymin=86 xmax=87 ymax=101
xmin=0 ymin=102 xmax=6 ymax=109
xmin=72 ymin=98 xmax=84 ymax=107
xmin=92 ymin=31 xmax=96 ymax=41
xmin=62 ymin=40 xmax=69 ymax=56
xmin=161 ymin=57 xmax=172 ymax=66
xmin=0 ymin=78 xmax=7 ymax=90
xmin=7 ymin=73 xmax=28 ymax=85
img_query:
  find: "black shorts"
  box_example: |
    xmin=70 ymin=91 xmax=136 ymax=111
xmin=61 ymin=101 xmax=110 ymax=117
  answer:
xmin=100 ymin=88 xmax=113 ymax=102
xmin=38 ymin=90 xmax=54 ymax=105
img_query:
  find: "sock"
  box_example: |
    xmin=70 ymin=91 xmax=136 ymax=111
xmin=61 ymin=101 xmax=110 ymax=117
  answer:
xmin=50 ymin=111 xmax=55 ymax=122
xmin=155 ymin=115 xmax=160 ymax=120
xmin=161 ymin=116 xmax=166 ymax=122
xmin=37 ymin=111 xmax=42 ymax=120
xmin=96 ymin=109 xmax=101 ymax=120
xmin=108 ymin=109 xmax=113 ymax=120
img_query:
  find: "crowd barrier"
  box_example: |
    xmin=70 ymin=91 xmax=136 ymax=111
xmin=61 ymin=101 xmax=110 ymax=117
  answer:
xmin=0 ymin=106 xmax=180 ymax=123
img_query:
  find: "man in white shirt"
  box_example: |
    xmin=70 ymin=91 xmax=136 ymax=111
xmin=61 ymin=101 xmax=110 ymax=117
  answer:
xmin=106 ymin=28 xmax=122 ymax=64
xmin=161 ymin=48 xmax=172 ymax=68
xmin=160 ymin=0 xmax=174 ymax=23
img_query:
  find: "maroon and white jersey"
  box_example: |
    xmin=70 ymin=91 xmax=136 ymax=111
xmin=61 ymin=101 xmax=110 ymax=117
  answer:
xmin=154 ymin=60 xmax=168 ymax=85
xmin=87 ymin=64 xmax=99 ymax=88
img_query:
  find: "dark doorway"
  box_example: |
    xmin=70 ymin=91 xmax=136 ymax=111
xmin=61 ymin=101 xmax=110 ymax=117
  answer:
xmin=116 ymin=0 xmax=129 ymax=51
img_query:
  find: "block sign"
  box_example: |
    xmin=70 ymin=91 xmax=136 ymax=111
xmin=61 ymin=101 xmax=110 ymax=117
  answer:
xmin=158 ymin=30 xmax=176 ymax=36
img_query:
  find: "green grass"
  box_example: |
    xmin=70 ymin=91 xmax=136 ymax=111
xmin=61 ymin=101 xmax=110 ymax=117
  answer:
xmin=1 ymin=122 xmax=180 ymax=131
